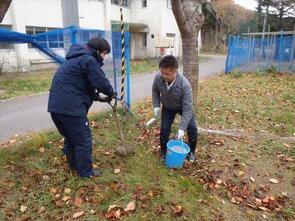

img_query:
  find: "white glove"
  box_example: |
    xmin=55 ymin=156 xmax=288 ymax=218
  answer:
xmin=177 ymin=129 xmax=185 ymax=140
xmin=153 ymin=107 xmax=161 ymax=117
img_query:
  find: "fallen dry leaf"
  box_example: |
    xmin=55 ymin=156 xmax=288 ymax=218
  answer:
xmin=104 ymin=151 xmax=111 ymax=156
xmin=283 ymin=143 xmax=290 ymax=148
xmin=107 ymin=205 xmax=120 ymax=212
xmin=50 ymin=188 xmax=57 ymax=194
xmin=171 ymin=205 xmax=184 ymax=216
xmin=281 ymin=192 xmax=288 ymax=197
xmin=64 ymin=188 xmax=71 ymax=194
xmin=37 ymin=206 xmax=46 ymax=213
xmin=156 ymin=205 xmax=166 ymax=214
xmin=72 ymin=211 xmax=84 ymax=219
xmin=124 ymin=201 xmax=136 ymax=212
xmin=42 ymin=175 xmax=50 ymax=180
xmin=74 ymin=197 xmax=83 ymax=207
xmin=62 ymin=196 xmax=71 ymax=202
xmin=269 ymin=178 xmax=279 ymax=184
xmin=15 ymin=215 xmax=31 ymax=221
xmin=258 ymin=206 xmax=270 ymax=212
xmin=250 ymin=177 xmax=255 ymax=183
xmin=238 ymin=170 xmax=245 ymax=176
xmin=39 ymin=147 xmax=45 ymax=153
xmin=105 ymin=207 xmax=123 ymax=219
xmin=20 ymin=205 xmax=27 ymax=213
xmin=115 ymin=209 xmax=121 ymax=218
xmin=216 ymin=179 xmax=223 ymax=184
xmin=114 ymin=169 xmax=121 ymax=174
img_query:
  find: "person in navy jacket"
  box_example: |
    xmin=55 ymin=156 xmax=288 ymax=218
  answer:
xmin=48 ymin=37 xmax=116 ymax=177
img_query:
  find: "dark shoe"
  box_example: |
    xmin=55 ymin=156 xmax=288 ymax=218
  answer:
xmin=160 ymin=150 xmax=166 ymax=161
xmin=90 ymin=169 xmax=103 ymax=178
xmin=187 ymin=152 xmax=196 ymax=162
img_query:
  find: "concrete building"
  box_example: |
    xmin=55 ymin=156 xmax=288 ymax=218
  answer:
xmin=0 ymin=0 xmax=184 ymax=72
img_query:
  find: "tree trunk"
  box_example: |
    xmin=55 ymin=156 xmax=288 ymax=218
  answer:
xmin=257 ymin=0 xmax=263 ymax=32
xmin=182 ymin=33 xmax=199 ymax=107
xmin=215 ymin=21 xmax=219 ymax=50
xmin=279 ymin=6 xmax=283 ymax=30
xmin=0 ymin=0 xmax=12 ymax=22
xmin=171 ymin=0 xmax=205 ymax=109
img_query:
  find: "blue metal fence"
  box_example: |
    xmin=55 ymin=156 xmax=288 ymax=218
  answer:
xmin=225 ymin=32 xmax=295 ymax=73
xmin=0 ymin=26 xmax=131 ymax=107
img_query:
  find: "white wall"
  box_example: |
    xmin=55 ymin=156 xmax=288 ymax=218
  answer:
xmin=0 ymin=49 xmax=18 ymax=72
xmin=160 ymin=10 xmax=181 ymax=57
xmin=110 ymin=4 xmax=131 ymax=23
xmin=130 ymin=0 xmax=181 ymax=58
xmin=21 ymin=0 xmax=63 ymax=28
xmin=78 ymin=0 xmax=104 ymax=29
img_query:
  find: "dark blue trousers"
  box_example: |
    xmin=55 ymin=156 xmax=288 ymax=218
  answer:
xmin=160 ymin=107 xmax=198 ymax=155
xmin=50 ymin=113 xmax=94 ymax=177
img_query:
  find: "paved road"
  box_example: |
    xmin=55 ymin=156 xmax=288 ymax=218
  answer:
xmin=0 ymin=55 xmax=226 ymax=143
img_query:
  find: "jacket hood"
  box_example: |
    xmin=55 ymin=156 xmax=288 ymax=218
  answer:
xmin=66 ymin=44 xmax=104 ymax=66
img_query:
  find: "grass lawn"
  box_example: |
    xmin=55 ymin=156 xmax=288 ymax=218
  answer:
xmin=0 ymin=56 xmax=208 ymax=100
xmin=0 ymin=70 xmax=54 ymax=100
xmin=0 ymin=72 xmax=294 ymax=220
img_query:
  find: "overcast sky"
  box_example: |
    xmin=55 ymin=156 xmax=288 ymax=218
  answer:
xmin=234 ymin=0 xmax=257 ymax=10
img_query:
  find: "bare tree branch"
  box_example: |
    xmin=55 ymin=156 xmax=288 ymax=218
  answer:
xmin=171 ymin=0 xmax=190 ymax=33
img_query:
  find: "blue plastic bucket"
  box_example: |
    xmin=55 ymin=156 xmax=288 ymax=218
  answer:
xmin=165 ymin=140 xmax=190 ymax=168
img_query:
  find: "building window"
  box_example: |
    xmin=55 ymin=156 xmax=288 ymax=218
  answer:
xmin=142 ymin=33 xmax=147 ymax=48
xmin=111 ymin=0 xmax=130 ymax=8
xmin=167 ymin=0 xmax=171 ymax=9
xmin=0 ymin=25 xmax=14 ymax=49
xmin=142 ymin=0 xmax=147 ymax=7
xmin=25 ymin=26 xmax=64 ymax=49
xmin=166 ymin=33 xmax=176 ymax=38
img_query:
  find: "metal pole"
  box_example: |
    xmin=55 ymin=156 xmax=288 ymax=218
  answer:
xmin=290 ymin=23 xmax=295 ymax=62
xmin=261 ymin=6 xmax=269 ymax=58
xmin=120 ymin=2 xmax=125 ymax=105
xmin=225 ymin=36 xmax=231 ymax=73
xmin=279 ymin=31 xmax=283 ymax=71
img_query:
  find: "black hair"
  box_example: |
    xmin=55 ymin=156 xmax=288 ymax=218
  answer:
xmin=87 ymin=37 xmax=111 ymax=54
xmin=159 ymin=55 xmax=178 ymax=69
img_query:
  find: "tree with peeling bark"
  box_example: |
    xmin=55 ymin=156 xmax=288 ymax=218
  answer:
xmin=171 ymin=0 xmax=209 ymax=109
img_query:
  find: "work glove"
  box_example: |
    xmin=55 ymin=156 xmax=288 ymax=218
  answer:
xmin=153 ymin=107 xmax=161 ymax=117
xmin=95 ymin=93 xmax=111 ymax=103
xmin=177 ymin=129 xmax=185 ymax=140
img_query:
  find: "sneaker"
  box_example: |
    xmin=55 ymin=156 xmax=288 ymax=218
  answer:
xmin=90 ymin=169 xmax=103 ymax=178
xmin=187 ymin=152 xmax=196 ymax=162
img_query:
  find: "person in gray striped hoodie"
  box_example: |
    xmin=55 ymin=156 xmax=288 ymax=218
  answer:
xmin=152 ymin=55 xmax=198 ymax=162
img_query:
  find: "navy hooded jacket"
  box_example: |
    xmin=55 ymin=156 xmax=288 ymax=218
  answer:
xmin=48 ymin=44 xmax=115 ymax=116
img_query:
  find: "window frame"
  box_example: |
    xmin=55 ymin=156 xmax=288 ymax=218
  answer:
xmin=111 ymin=0 xmax=130 ymax=8
xmin=25 ymin=26 xmax=64 ymax=49
xmin=142 ymin=32 xmax=147 ymax=48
